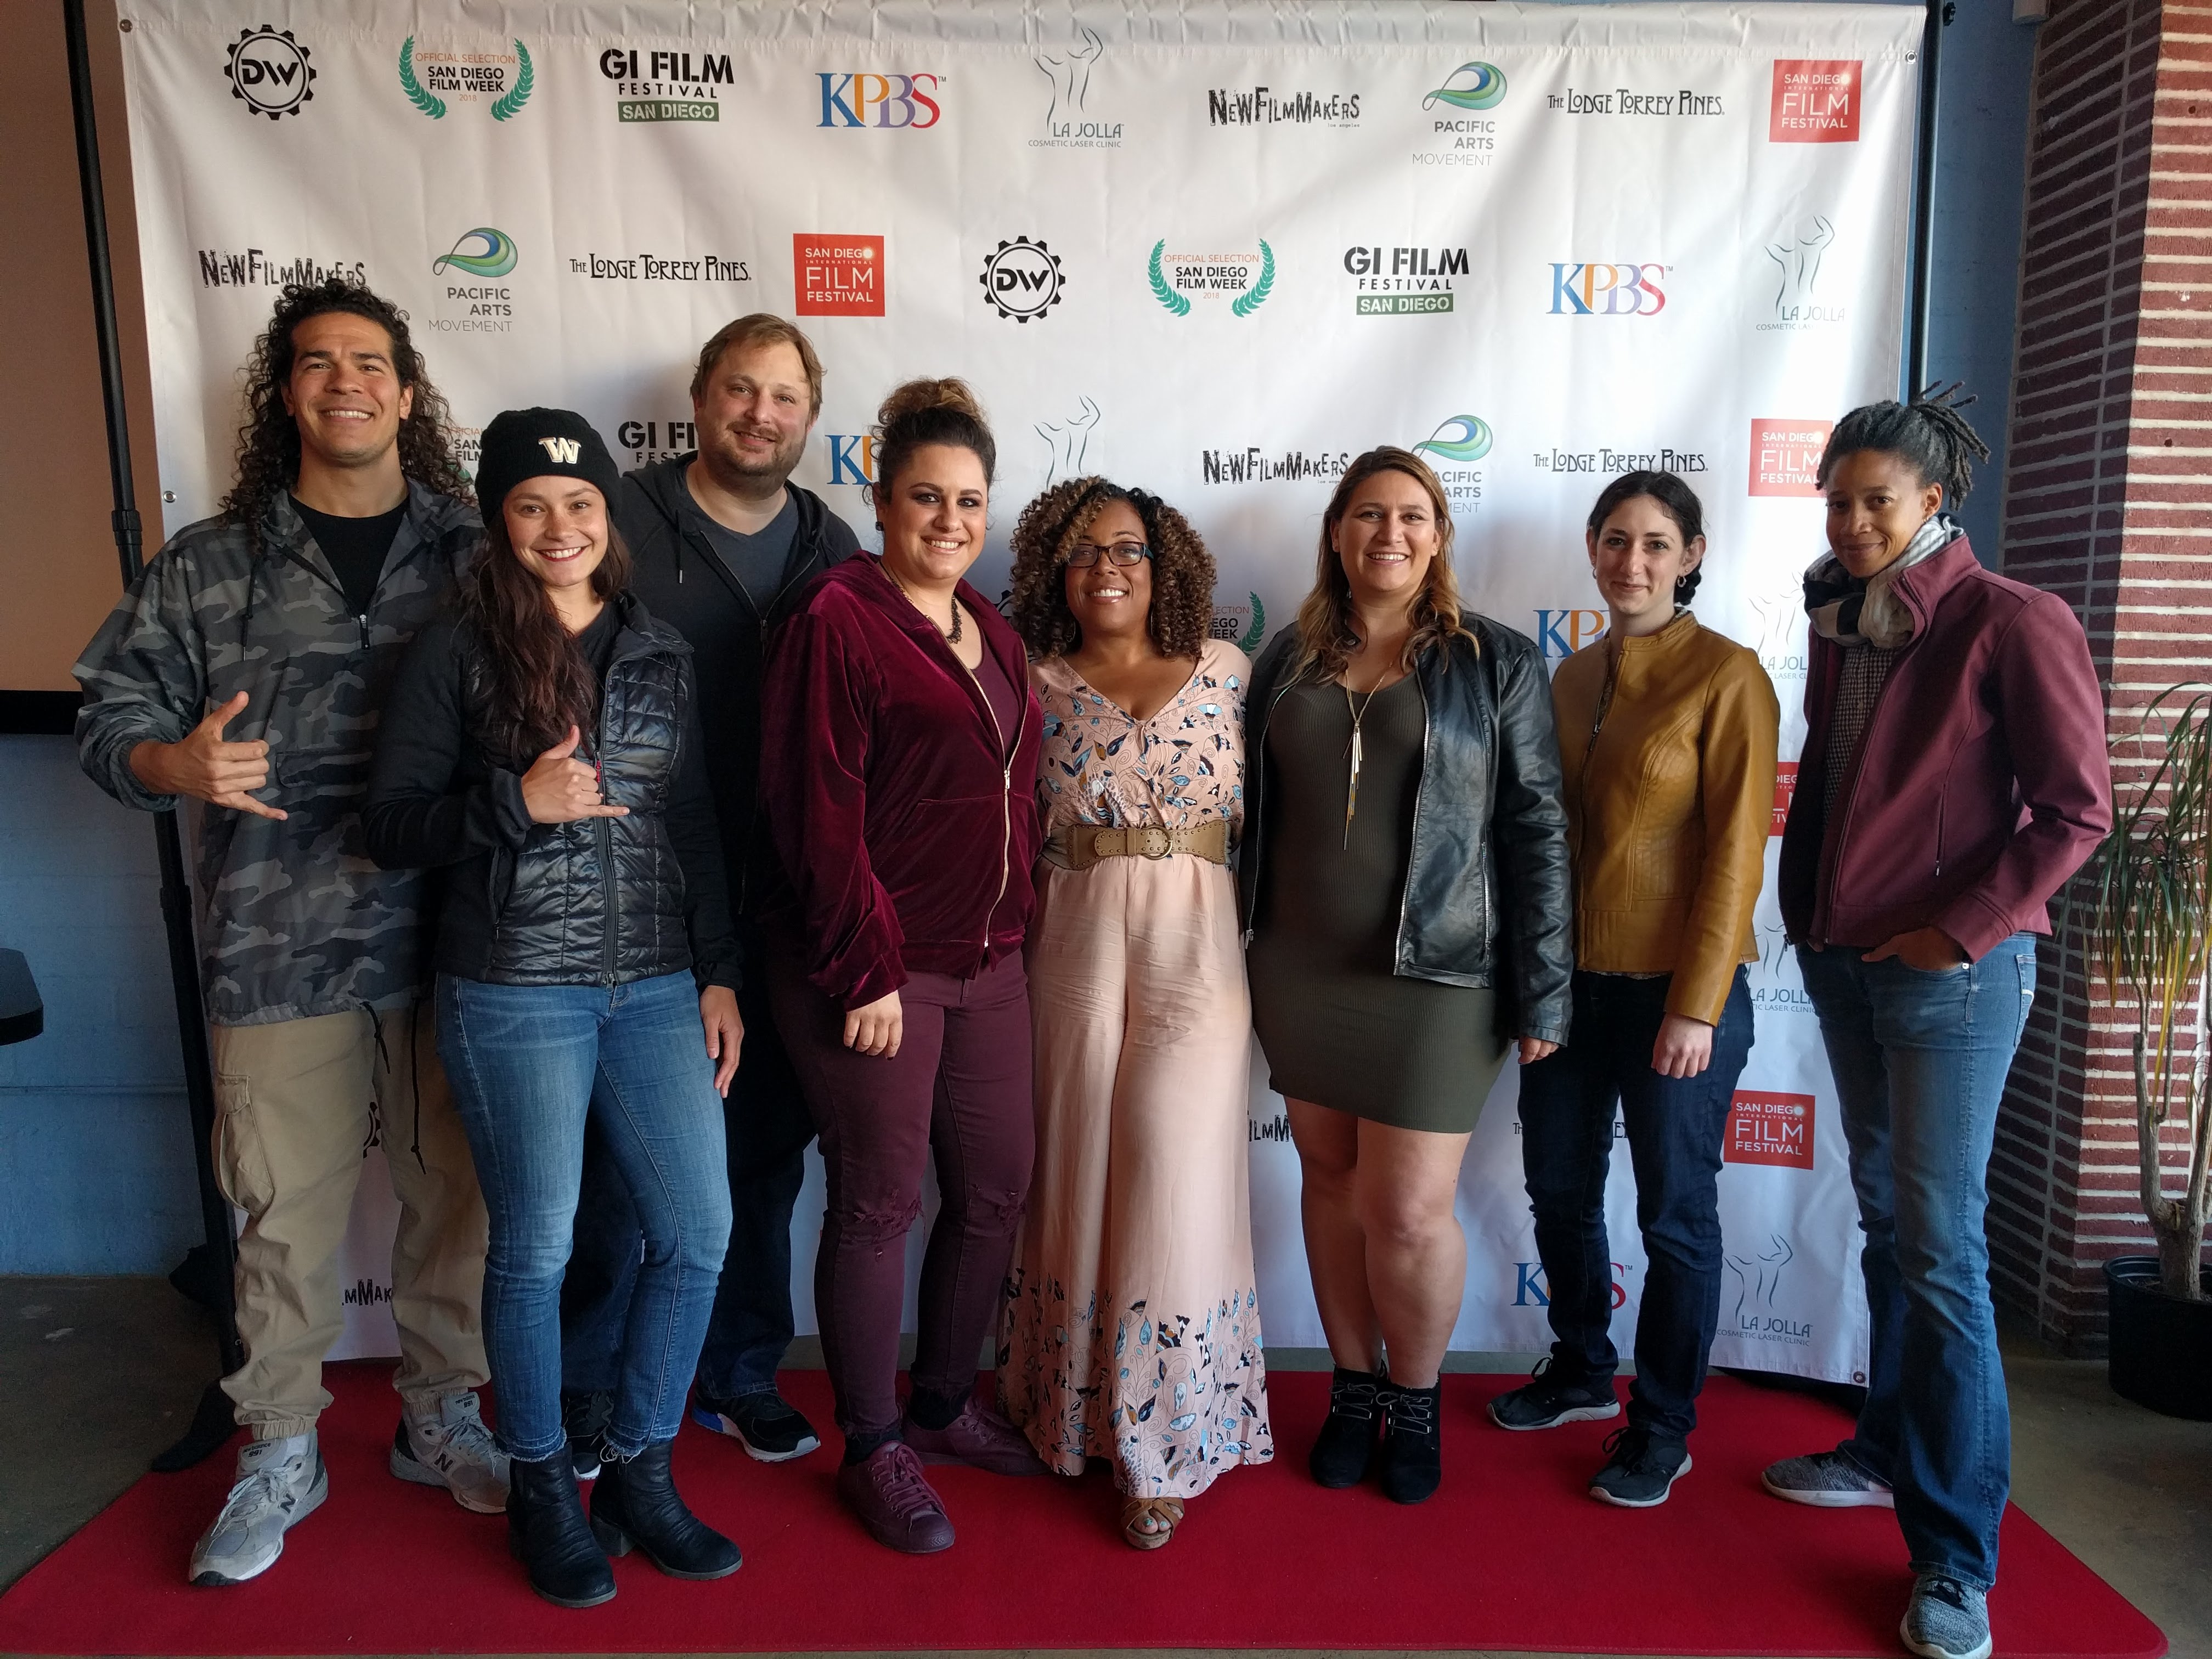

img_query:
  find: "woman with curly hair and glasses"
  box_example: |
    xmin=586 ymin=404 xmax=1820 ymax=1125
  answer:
xmin=996 ymin=477 xmax=1273 ymax=1550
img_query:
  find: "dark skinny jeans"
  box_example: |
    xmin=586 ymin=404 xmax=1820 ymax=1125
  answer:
xmin=1517 ymin=967 xmax=1755 ymax=1441
xmin=768 ymin=947 xmax=1035 ymax=1446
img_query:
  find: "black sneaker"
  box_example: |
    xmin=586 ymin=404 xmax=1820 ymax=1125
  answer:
xmin=1487 ymin=1359 xmax=1621 ymax=1431
xmin=1307 ymin=1367 xmax=1383 ymax=1488
xmin=692 ymin=1390 xmax=822 ymax=1463
xmin=561 ymin=1390 xmax=612 ymax=1483
xmin=1376 ymin=1380 xmax=1443 ymax=1505
xmin=1588 ymin=1425 xmax=1691 ymax=1508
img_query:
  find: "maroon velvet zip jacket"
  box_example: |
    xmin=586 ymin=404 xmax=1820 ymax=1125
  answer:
xmin=1779 ymin=532 xmax=2112 ymax=960
xmin=759 ymin=554 xmax=1043 ymax=1010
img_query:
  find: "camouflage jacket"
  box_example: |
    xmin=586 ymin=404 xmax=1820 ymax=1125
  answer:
xmin=75 ymin=484 xmax=481 ymax=1026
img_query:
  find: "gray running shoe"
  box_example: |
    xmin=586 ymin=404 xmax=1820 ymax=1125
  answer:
xmin=1901 ymin=1573 xmax=1993 ymax=1659
xmin=1588 ymin=1426 xmax=1691 ymax=1508
xmin=391 ymin=1391 xmax=510 ymax=1514
xmin=1760 ymin=1448 xmax=1895 ymax=1508
xmin=1488 ymin=1361 xmax=1622 ymax=1431
xmin=188 ymin=1432 xmax=327 ymax=1586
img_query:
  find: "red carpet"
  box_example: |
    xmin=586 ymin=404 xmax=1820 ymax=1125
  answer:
xmin=0 ymin=1363 xmax=2164 ymax=1656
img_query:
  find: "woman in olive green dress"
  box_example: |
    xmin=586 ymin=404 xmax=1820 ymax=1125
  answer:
xmin=1239 ymin=446 xmax=1574 ymax=1504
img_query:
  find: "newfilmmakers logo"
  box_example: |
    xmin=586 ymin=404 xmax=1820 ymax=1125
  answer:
xmin=198 ymin=249 xmax=365 ymax=289
xmin=1199 ymin=447 xmax=1350 ymax=485
xmin=1207 ymin=86 xmax=1361 ymax=126
xmin=1345 ymin=245 xmax=1465 ymax=316
xmin=599 ymin=46 xmax=731 ymax=122
xmin=398 ymin=37 xmax=532 ymax=120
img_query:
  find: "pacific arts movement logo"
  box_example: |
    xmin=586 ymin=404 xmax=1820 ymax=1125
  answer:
xmin=223 ymin=25 xmax=314 ymax=120
xmin=979 ymin=236 xmax=1065 ymax=323
xmin=430 ymin=227 xmax=518 ymax=333
xmin=1415 ymin=61 xmax=1504 ymax=167
xmin=1414 ymin=413 xmax=1492 ymax=512
xmin=398 ymin=37 xmax=532 ymax=121
xmin=1148 ymin=241 xmax=1275 ymax=317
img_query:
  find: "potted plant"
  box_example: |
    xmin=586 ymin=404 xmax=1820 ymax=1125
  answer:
xmin=2088 ymin=683 xmax=2212 ymax=1419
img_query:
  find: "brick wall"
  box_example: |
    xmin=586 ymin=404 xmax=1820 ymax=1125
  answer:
xmin=1993 ymin=0 xmax=2212 ymax=1352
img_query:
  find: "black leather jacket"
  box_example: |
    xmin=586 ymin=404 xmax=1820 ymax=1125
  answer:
xmin=1238 ymin=612 xmax=1575 ymax=1045
xmin=364 ymin=592 xmax=740 ymax=991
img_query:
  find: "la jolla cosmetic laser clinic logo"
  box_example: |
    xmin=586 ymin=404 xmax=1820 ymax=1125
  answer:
xmin=430 ymin=228 xmax=518 ymax=333
xmin=223 ymin=26 xmax=314 ymax=120
xmin=1148 ymin=241 xmax=1275 ymax=317
xmin=398 ymin=37 xmax=532 ymax=121
xmin=1032 ymin=28 xmax=1120 ymax=148
xmin=1415 ymin=61 xmax=1504 ymax=166
xmin=1761 ymin=216 xmax=1846 ymax=331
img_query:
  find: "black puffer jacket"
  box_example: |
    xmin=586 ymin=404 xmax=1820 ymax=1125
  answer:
xmin=1239 ymin=611 xmax=1576 ymax=1045
xmin=363 ymin=592 xmax=740 ymax=991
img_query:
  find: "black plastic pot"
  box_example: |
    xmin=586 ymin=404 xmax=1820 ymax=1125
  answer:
xmin=2104 ymin=1255 xmax=2212 ymax=1420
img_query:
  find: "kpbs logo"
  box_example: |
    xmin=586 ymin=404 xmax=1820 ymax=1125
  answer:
xmin=819 ymin=72 xmax=942 ymax=129
xmin=1549 ymin=262 xmax=1667 ymax=316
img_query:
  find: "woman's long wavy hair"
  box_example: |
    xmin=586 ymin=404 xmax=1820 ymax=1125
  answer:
xmin=1293 ymin=447 xmax=1470 ymax=682
xmin=1006 ymin=477 xmax=1217 ymax=660
xmin=459 ymin=509 xmax=633 ymax=760
xmin=219 ymin=279 xmax=472 ymax=556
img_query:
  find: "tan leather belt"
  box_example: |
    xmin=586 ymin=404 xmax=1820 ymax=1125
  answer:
xmin=1050 ymin=818 xmax=1230 ymax=870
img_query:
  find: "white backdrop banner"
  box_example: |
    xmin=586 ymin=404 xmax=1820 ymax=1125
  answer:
xmin=122 ymin=0 xmax=1918 ymax=1381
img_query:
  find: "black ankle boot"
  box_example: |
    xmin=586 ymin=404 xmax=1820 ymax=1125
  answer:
xmin=591 ymin=1439 xmax=741 ymax=1579
xmin=507 ymin=1452 xmax=616 ymax=1608
xmin=1308 ymin=1366 xmax=1383 ymax=1488
xmin=1378 ymin=1380 xmax=1443 ymax=1505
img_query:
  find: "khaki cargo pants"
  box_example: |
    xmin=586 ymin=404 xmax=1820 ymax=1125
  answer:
xmin=210 ymin=1002 xmax=489 ymax=1441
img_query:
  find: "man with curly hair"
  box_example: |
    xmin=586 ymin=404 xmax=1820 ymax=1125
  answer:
xmin=74 ymin=280 xmax=497 ymax=1587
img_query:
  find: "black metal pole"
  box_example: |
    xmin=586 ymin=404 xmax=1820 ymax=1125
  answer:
xmin=1906 ymin=0 xmax=1949 ymax=393
xmin=63 ymin=0 xmax=245 ymax=1474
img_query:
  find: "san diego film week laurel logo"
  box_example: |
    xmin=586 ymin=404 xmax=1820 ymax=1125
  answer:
xmin=1148 ymin=241 xmax=1274 ymax=318
xmin=398 ymin=37 xmax=533 ymax=121
xmin=223 ymin=25 xmax=314 ymax=120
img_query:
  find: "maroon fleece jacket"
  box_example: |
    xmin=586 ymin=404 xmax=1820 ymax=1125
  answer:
xmin=759 ymin=554 xmax=1042 ymax=1009
xmin=1780 ymin=532 xmax=2113 ymax=959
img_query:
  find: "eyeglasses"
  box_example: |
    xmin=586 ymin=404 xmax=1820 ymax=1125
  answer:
xmin=1066 ymin=541 xmax=1150 ymax=568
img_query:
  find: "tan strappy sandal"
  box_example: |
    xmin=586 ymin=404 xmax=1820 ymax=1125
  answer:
xmin=1120 ymin=1494 xmax=1183 ymax=1550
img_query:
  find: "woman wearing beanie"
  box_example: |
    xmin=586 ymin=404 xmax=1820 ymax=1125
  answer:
xmin=365 ymin=409 xmax=743 ymax=1607
xmin=758 ymin=379 xmax=1046 ymax=1555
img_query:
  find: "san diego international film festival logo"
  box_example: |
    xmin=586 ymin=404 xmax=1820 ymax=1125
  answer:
xmin=398 ymin=36 xmax=533 ymax=122
xmin=979 ymin=237 xmax=1064 ymax=324
xmin=1414 ymin=61 xmax=1505 ymax=167
xmin=1148 ymin=241 xmax=1275 ymax=318
xmin=1032 ymin=27 xmax=1120 ymax=148
xmin=430 ymin=227 xmax=518 ymax=334
xmin=600 ymin=44 xmax=734 ymax=123
xmin=223 ymin=25 xmax=314 ymax=120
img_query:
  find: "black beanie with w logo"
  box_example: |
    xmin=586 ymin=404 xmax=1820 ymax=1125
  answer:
xmin=475 ymin=407 xmax=623 ymax=519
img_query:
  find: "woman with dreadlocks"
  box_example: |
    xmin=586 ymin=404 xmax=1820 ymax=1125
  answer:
xmin=1757 ymin=389 xmax=2111 ymax=1659
xmin=995 ymin=477 xmax=1273 ymax=1551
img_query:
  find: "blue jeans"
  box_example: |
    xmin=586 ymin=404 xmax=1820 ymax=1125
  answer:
xmin=1798 ymin=934 xmax=2037 ymax=1592
xmin=1519 ymin=968 xmax=1756 ymax=1441
xmin=437 ymin=970 xmax=733 ymax=1462
xmin=562 ymin=936 xmax=814 ymax=1402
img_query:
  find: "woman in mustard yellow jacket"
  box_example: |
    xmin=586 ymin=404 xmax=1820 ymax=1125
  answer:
xmin=1488 ymin=471 xmax=1779 ymax=1509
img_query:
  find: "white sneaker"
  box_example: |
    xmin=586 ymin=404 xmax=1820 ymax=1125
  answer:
xmin=390 ymin=1391 xmax=510 ymax=1514
xmin=188 ymin=1432 xmax=326 ymax=1586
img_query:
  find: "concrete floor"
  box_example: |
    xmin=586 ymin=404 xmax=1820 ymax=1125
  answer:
xmin=1 ymin=1275 xmax=2207 ymax=1659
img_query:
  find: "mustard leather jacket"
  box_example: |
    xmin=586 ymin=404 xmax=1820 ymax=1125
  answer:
xmin=1550 ymin=610 xmax=1780 ymax=1025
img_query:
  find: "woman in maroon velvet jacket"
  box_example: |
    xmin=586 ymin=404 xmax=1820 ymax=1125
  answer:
xmin=758 ymin=379 xmax=1046 ymax=1556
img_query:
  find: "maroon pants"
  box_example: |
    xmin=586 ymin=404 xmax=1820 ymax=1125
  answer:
xmin=769 ymin=949 xmax=1035 ymax=1442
